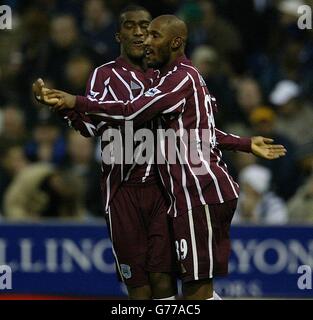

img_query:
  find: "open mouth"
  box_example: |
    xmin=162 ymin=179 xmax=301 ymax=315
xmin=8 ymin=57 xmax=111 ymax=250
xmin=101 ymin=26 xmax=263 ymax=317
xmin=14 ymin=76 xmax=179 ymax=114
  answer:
xmin=145 ymin=48 xmax=153 ymax=57
xmin=133 ymin=40 xmax=144 ymax=47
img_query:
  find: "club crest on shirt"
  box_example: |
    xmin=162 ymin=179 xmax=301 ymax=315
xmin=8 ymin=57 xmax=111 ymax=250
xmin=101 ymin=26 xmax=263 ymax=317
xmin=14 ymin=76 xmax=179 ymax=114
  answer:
xmin=130 ymin=80 xmax=141 ymax=90
xmin=144 ymin=87 xmax=161 ymax=97
xmin=120 ymin=264 xmax=132 ymax=279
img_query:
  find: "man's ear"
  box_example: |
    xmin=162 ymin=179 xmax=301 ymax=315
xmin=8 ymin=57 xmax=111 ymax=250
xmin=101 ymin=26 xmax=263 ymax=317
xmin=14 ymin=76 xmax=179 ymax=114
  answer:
xmin=171 ymin=37 xmax=183 ymax=50
xmin=115 ymin=32 xmax=121 ymax=43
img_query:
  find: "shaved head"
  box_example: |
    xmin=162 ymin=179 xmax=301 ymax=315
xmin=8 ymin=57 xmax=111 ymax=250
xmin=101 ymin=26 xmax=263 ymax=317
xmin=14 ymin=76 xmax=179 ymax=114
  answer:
xmin=152 ymin=15 xmax=187 ymax=45
xmin=144 ymin=14 xmax=188 ymax=70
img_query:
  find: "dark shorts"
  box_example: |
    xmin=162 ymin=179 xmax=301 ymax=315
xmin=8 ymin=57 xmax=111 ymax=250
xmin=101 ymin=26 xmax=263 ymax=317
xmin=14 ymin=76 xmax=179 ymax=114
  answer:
xmin=106 ymin=182 xmax=176 ymax=288
xmin=171 ymin=199 xmax=237 ymax=283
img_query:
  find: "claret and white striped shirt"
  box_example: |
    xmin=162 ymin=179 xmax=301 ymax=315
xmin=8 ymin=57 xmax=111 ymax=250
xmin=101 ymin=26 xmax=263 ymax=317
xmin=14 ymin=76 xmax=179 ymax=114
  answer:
xmin=59 ymin=57 xmax=161 ymax=213
xmin=74 ymin=55 xmax=251 ymax=217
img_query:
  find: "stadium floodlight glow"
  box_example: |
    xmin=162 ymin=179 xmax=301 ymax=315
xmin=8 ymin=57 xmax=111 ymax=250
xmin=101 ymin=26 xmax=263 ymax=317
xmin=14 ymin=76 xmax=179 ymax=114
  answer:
xmin=0 ymin=5 xmax=12 ymax=30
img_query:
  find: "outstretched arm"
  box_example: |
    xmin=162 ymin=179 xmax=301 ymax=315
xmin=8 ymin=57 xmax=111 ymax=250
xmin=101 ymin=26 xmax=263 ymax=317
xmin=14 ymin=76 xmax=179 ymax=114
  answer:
xmin=215 ymin=128 xmax=251 ymax=152
xmin=36 ymin=77 xmax=287 ymax=160
xmin=250 ymin=136 xmax=287 ymax=160
xmin=215 ymin=128 xmax=287 ymax=160
xmin=32 ymin=78 xmax=104 ymax=137
xmin=44 ymin=72 xmax=191 ymax=127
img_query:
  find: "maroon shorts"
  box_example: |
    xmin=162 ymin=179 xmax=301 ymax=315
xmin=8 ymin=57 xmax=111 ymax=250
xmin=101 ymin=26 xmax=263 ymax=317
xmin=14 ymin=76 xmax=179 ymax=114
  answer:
xmin=171 ymin=199 xmax=237 ymax=283
xmin=106 ymin=182 xmax=176 ymax=288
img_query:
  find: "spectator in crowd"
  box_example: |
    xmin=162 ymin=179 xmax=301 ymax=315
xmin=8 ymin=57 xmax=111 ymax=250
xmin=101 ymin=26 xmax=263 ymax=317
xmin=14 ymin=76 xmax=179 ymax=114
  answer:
xmin=288 ymin=142 xmax=313 ymax=222
xmin=270 ymin=80 xmax=313 ymax=146
xmin=249 ymin=0 xmax=312 ymax=98
xmin=178 ymin=0 xmax=242 ymax=60
xmin=63 ymin=55 xmax=94 ymax=96
xmin=82 ymin=0 xmax=119 ymax=64
xmin=234 ymin=164 xmax=288 ymax=225
xmin=249 ymin=106 xmax=299 ymax=200
xmin=0 ymin=104 xmax=29 ymax=145
xmin=288 ymin=175 xmax=313 ymax=223
xmin=24 ymin=112 xmax=66 ymax=165
xmin=217 ymin=0 xmax=278 ymax=57
xmin=235 ymin=77 xmax=263 ymax=124
xmin=62 ymin=130 xmax=102 ymax=217
xmin=0 ymin=7 xmax=49 ymax=112
xmin=224 ymin=149 xmax=257 ymax=184
xmin=0 ymin=143 xmax=29 ymax=215
xmin=39 ymin=14 xmax=96 ymax=88
xmin=223 ymin=77 xmax=263 ymax=136
xmin=15 ymin=8 xmax=50 ymax=90
xmin=191 ymin=45 xmax=236 ymax=126
xmin=3 ymin=163 xmax=85 ymax=221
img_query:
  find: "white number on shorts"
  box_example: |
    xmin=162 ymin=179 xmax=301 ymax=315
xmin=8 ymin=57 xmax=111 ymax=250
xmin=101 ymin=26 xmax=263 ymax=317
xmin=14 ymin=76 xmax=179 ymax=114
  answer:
xmin=175 ymin=239 xmax=188 ymax=261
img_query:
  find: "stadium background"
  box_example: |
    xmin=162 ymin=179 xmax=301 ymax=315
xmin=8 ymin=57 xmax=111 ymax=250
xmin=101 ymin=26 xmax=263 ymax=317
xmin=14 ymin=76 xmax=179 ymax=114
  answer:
xmin=0 ymin=0 xmax=312 ymax=299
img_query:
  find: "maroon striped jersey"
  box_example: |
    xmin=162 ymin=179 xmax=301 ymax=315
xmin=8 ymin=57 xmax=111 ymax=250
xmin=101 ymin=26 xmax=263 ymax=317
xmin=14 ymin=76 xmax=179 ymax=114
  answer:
xmin=74 ymin=55 xmax=251 ymax=217
xmin=59 ymin=57 xmax=160 ymax=213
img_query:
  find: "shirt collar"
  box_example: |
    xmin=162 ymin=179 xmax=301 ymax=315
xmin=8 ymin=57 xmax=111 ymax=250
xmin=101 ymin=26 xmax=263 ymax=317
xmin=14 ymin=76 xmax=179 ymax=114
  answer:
xmin=159 ymin=55 xmax=191 ymax=75
xmin=115 ymin=56 xmax=154 ymax=78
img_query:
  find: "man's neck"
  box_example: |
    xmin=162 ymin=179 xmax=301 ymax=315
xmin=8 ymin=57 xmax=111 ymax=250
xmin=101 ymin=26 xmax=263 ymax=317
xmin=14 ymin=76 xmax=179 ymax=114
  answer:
xmin=160 ymin=51 xmax=185 ymax=74
xmin=120 ymin=53 xmax=144 ymax=71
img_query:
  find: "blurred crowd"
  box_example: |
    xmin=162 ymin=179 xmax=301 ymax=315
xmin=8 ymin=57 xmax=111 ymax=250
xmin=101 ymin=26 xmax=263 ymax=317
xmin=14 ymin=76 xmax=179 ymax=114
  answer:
xmin=0 ymin=0 xmax=313 ymax=223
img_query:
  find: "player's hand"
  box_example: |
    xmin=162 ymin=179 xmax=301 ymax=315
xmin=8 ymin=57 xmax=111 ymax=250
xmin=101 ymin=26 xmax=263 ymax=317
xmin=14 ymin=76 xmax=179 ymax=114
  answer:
xmin=32 ymin=78 xmax=59 ymax=106
xmin=45 ymin=89 xmax=76 ymax=110
xmin=251 ymin=136 xmax=287 ymax=160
